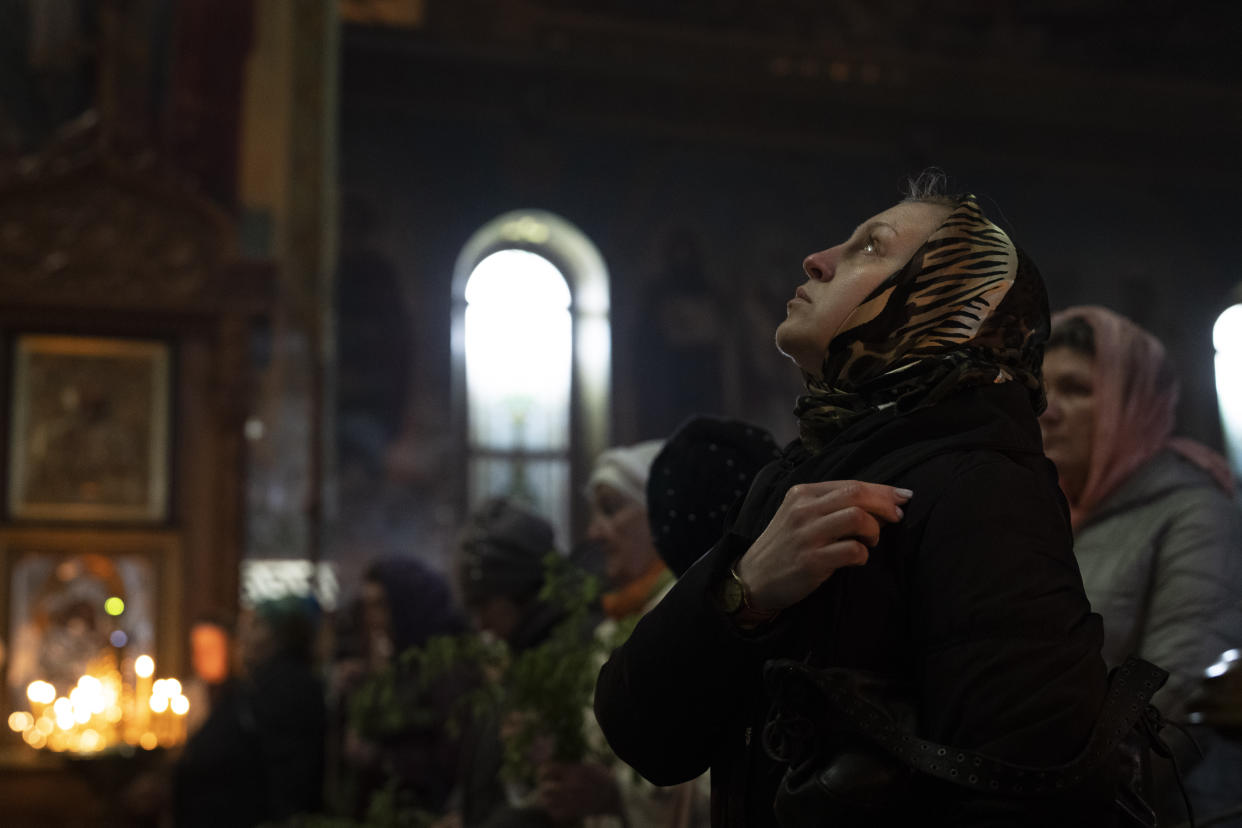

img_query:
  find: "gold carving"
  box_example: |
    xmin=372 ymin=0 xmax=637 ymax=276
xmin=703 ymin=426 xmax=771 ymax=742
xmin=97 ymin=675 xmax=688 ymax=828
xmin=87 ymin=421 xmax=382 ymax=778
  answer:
xmin=0 ymin=119 xmax=237 ymax=311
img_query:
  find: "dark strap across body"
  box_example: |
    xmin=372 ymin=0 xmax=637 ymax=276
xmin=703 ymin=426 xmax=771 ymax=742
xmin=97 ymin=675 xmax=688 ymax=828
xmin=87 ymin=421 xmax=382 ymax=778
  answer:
xmin=762 ymin=655 xmax=1179 ymax=827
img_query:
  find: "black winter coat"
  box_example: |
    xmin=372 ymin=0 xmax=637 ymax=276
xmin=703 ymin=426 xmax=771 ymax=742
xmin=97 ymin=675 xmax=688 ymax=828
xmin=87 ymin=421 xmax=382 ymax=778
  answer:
xmin=594 ymin=383 xmax=1114 ymax=827
xmin=175 ymin=657 xmax=325 ymax=828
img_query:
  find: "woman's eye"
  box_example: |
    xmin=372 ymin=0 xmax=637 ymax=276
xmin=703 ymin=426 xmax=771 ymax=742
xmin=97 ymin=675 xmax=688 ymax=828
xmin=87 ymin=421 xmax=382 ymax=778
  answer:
xmin=863 ymin=237 xmax=879 ymax=255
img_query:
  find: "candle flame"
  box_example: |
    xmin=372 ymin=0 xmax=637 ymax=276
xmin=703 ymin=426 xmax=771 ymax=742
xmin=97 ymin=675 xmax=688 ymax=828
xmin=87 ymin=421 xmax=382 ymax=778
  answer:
xmin=14 ymin=664 xmax=191 ymax=754
xmin=26 ymin=680 xmax=55 ymax=705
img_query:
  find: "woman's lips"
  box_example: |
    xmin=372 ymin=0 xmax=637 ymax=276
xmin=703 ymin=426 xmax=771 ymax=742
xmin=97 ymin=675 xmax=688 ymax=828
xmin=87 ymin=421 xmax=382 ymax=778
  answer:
xmin=795 ymin=286 xmax=811 ymax=303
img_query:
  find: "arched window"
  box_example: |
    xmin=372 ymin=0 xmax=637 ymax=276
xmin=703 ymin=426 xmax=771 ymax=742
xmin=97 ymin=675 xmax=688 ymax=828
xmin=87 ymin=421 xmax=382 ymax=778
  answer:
xmin=452 ymin=212 xmax=610 ymax=546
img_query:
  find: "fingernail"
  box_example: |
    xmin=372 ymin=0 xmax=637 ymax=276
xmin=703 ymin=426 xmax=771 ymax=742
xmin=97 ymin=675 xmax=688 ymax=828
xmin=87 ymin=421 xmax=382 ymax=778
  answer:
xmin=895 ymin=506 xmax=904 ymax=520
xmin=895 ymin=488 xmax=914 ymax=498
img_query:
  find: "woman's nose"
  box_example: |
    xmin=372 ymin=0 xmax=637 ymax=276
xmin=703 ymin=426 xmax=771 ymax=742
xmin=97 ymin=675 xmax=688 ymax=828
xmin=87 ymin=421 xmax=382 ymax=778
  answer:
xmin=586 ymin=513 xmax=607 ymax=541
xmin=1040 ymin=394 xmax=1061 ymax=423
xmin=803 ymin=249 xmax=836 ymax=281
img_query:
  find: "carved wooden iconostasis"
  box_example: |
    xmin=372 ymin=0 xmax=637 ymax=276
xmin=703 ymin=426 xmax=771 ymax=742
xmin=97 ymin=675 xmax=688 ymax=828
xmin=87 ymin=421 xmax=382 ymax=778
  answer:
xmin=0 ymin=119 xmax=273 ymax=826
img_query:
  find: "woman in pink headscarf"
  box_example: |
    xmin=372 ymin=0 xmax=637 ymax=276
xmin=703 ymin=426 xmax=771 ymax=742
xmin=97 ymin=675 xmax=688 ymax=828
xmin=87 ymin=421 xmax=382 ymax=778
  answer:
xmin=1040 ymin=305 xmax=1242 ymax=821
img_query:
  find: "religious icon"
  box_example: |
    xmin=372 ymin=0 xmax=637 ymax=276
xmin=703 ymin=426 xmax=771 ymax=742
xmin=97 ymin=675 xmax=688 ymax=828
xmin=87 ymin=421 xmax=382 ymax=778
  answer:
xmin=5 ymin=550 xmax=157 ymax=709
xmin=7 ymin=335 xmax=170 ymax=522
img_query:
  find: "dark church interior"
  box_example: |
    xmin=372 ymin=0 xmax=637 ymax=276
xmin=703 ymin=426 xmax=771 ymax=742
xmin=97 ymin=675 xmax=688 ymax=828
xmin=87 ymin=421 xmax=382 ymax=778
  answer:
xmin=1 ymin=1 xmax=1241 ymax=826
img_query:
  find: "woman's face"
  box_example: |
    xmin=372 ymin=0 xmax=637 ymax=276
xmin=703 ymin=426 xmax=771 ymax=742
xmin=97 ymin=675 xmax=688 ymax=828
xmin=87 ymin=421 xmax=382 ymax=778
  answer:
xmin=468 ymin=595 xmax=522 ymax=643
xmin=1039 ymin=346 xmax=1097 ymax=501
xmin=586 ymin=483 xmax=658 ymax=587
xmin=776 ymin=200 xmax=953 ymax=377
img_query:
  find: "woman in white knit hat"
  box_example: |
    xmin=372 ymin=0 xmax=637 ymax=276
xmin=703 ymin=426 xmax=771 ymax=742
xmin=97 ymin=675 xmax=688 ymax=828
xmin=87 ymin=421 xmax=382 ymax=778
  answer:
xmin=535 ymin=440 xmax=710 ymax=828
xmin=583 ymin=440 xmax=671 ymax=620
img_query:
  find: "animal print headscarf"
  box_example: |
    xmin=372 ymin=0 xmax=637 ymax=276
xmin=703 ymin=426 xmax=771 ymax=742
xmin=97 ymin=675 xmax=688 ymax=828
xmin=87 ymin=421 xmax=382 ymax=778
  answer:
xmin=794 ymin=195 xmax=1049 ymax=450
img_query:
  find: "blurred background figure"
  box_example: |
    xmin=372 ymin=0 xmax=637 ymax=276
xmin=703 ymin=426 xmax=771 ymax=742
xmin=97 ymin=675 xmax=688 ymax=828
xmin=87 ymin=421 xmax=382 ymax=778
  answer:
xmin=634 ymin=416 xmax=781 ymax=826
xmin=1041 ymin=305 xmax=1242 ymax=824
xmin=183 ymin=610 xmax=236 ymax=736
xmin=524 ymin=439 xmax=716 ymax=828
xmin=457 ymin=497 xmax=568 ymax=651
xmin=646 ymin=416 xmax=782 ymax=577
xmin=586 ymin=441 xmax=668 ymax=622
xmin=441 ymin=496 xmax=590 ymax=828
xmin=331 ymin=557 xmax=467 ymax=821
xmin=174 ymin=596 xmax=325 ymax=828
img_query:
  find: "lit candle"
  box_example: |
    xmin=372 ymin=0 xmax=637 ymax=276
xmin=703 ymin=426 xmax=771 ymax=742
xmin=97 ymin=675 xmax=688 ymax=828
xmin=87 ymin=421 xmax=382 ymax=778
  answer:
xmin=26 ymin=680 xmax=55 ymax=721
xmin=149 ymin=679 xmax=171 ymax=745
xmin=134 ymin=655 xmax=154 ymax=736
xmin=171 ymin=693 xmax=190 ymax=743
xmin=149 ymin=691 xmax=169 ymax=714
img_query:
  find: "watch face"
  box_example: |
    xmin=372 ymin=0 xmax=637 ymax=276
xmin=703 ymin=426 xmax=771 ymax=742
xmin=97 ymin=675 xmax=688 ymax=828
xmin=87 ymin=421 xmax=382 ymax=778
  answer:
xmin=719 ymin=576 xmax=744 ymax=614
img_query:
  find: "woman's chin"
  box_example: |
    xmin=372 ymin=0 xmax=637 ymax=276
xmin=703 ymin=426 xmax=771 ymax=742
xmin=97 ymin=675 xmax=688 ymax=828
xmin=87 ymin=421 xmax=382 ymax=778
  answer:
xmin=773 ymin=337 xmax=818 ymax=377
xmin=1042 ymin=448 xmax=1071 ymax=479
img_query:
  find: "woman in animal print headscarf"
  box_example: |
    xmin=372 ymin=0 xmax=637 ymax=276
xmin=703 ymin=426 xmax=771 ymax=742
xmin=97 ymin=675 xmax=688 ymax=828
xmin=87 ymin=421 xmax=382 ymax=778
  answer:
xmin=596 ymin=176 xmax=1127 ymax=827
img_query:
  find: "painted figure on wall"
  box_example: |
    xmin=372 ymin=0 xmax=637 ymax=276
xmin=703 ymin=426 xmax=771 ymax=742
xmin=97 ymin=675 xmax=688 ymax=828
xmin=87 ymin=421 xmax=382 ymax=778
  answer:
xmin=635 ymin=228 xmax=731 ymax=437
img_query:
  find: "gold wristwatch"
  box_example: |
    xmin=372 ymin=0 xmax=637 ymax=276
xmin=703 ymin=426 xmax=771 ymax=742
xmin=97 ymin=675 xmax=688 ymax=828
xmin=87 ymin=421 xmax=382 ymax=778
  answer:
xmin=719 ymin=559 xmax=777 ymax=624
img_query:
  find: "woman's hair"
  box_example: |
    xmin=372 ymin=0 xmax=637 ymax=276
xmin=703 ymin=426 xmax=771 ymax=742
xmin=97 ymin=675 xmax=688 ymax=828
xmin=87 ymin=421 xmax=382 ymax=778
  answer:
xmin=364 ymin=557 xmax=465 ymax=654
xmin=903 ymin=168 xmax=960 ymax=207
xmin=1047 ymin=315 xmax=1097 ymax=356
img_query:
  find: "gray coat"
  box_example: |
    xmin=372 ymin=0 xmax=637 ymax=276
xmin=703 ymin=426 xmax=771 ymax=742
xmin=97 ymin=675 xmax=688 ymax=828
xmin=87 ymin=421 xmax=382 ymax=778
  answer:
xmin=1075 ymin=448 xmax=1242 ymax=716
xmin=1075 ymin=448 xmax=1242 ymax=823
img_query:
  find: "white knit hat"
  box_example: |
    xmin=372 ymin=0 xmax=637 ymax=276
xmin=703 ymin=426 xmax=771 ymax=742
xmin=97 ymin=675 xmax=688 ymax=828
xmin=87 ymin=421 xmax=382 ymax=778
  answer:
xmin=586 ymin=440 xmax=664 ymax=508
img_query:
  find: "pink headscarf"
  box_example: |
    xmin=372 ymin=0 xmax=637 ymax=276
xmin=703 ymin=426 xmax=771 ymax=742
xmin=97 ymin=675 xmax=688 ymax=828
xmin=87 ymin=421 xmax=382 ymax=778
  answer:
xmin=1052 ymin=306 xmax=1235 ymax=528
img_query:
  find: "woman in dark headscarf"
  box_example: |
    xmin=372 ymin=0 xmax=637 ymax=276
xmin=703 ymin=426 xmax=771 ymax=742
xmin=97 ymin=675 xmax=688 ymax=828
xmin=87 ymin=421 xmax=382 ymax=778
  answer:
xmin=334 ymin=557 xmax=468 ymax=819
xmin=175 ymin=597 xmax=326 ymax=828
xmin=448 ymin=498 xmax=581 ymax=828
xmin=363 ymin=557 xmax=466 ymax=659
xmin=456 ymin=497 xmax=568 ymax=652
xmin=596 ymin=180 xmax=1122 ymax=826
